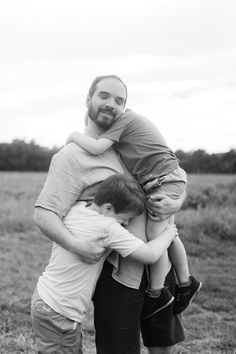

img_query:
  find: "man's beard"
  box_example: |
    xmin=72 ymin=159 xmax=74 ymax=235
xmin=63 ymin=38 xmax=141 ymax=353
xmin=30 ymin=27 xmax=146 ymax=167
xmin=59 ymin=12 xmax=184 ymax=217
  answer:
xmin=88 ymin=106 xmax=117 ymax=130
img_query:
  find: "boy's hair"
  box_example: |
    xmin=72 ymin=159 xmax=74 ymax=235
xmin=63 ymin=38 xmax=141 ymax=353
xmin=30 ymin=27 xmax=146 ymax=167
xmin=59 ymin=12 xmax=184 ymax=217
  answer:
xmin=87 ymin=75 xmax=128 ymax=104
xmin=94 ymin=173 xmax=146 ymax=215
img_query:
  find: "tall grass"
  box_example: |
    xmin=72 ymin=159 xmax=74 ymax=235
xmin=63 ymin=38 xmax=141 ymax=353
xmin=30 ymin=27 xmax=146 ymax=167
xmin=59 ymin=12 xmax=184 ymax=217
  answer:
xmin=0 ymin=172 xmax=235 ymax=353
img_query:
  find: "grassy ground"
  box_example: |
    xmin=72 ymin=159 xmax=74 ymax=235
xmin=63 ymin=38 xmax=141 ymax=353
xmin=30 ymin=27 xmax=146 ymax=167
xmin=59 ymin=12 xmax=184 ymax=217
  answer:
xmin=0 ymin=172 xmax=235 ymax=353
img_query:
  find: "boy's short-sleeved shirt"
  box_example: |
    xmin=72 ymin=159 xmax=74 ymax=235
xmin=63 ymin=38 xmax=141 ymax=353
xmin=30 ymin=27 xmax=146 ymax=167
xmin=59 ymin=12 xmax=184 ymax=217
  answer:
xmin=37 ymin=204 xmax=144 ymax=323
xmin=100 ymin=109 xmax=178 ymax=181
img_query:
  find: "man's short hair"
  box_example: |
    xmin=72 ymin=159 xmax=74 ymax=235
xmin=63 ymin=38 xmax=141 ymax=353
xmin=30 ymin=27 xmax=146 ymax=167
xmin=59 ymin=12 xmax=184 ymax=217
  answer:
xmin=87 ymin=75 xmax=128 ymax=104
xmin=94 ymin=173 xmax=145 ymax=215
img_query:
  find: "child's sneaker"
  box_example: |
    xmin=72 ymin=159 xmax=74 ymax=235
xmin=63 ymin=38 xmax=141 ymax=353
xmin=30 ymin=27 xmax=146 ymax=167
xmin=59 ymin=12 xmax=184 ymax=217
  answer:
xmin=142 ymin=287 xmax=174 ymax=319
xmin=174 ymin=275 xmax=202 ymax=315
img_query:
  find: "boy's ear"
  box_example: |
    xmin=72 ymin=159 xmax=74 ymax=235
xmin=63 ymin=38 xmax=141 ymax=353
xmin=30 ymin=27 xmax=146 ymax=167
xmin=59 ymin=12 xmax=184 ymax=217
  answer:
xmin=101 ymin=203 xmax=114 ymax=215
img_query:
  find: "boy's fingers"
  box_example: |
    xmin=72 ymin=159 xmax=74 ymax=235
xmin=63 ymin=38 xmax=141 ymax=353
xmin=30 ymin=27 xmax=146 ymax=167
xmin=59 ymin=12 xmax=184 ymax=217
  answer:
xmin=97 ymin=233 xmax=108 ymax=240
xmin=173 ymin=224 xmax=179 ymax=238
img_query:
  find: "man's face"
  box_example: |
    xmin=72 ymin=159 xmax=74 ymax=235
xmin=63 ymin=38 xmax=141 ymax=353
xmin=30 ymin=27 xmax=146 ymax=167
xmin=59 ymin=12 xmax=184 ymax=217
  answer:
xmin=86 ymin=78 xmax=126 ymax=130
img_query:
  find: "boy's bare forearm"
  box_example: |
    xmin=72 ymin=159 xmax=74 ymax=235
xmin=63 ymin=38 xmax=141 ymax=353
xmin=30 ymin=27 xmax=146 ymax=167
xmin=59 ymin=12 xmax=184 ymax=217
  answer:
xmin=66 ymin=131 xmax=112 ymax=155
xmin=130 ymin=225 xmax=176 ymax=264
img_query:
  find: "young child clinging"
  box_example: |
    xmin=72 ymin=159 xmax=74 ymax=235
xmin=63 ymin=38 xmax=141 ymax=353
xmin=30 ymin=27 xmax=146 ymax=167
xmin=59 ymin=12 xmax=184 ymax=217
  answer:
xmin=31 ymin=174 xmax=177 ymax=352
xmin=67 ymin=109 xmax=202 ymax=317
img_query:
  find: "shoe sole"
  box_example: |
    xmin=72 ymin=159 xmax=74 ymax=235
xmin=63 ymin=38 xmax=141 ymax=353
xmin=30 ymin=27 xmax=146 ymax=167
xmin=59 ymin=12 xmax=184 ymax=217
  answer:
xmin=142 ymin=296 xmax=174 ymax=320
xmin=174 ymin=281 xmax=203 ymax=315
xmin=189 ymin=281 xmax=202 ymax=304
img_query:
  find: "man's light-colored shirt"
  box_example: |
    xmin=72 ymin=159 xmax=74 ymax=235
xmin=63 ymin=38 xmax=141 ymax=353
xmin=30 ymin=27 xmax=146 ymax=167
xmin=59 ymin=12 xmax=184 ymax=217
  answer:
xmin=37 ymin=203 xmax=144 ymax=322
xmin=36 ymin=141 xmax=124 ymax=217
xmin=35 ymin=123 xmax=145 ymax=288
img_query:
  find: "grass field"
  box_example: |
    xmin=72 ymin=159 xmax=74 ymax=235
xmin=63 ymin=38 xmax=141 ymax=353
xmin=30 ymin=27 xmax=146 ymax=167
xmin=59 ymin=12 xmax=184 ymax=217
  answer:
xmin=0 ymin=172 xmax=235 ymax=353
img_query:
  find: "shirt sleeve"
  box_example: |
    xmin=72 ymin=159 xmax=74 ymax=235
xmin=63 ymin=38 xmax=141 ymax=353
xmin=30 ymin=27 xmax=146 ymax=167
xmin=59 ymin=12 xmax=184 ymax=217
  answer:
xmin=100 ymin=116 xmax=126 ymax=142
xmin=104 ymin=221 xmax=144 ymax=257
xmin=35 ymin=145 xmax=86 ymax=217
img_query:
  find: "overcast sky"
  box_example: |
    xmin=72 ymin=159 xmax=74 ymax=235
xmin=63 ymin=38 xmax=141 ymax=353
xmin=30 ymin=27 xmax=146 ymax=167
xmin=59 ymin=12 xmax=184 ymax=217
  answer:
xmin=1 ymin=0 xmax=236 ymax=153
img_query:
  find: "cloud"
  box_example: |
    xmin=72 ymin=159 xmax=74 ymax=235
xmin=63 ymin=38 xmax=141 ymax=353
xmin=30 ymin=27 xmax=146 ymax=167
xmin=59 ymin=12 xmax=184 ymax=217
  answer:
xmin=1 ymin=93 xmax=82 ymax=119
xmin=225 ymin=80 xmax=236 ymax=88
xmin=171 ymin=87 xmax=205 ymax=100
xmin=1 ymin=0 xmax=236 ymax=61
xmin=1 ymin=0 xmax=236 ymax=152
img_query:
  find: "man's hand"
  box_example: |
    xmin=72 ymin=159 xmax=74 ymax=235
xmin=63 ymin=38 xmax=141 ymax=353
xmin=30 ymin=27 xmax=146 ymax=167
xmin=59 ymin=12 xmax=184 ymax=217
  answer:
xmin=147 ymin=192 xmax=186 ymax=221
xmin=72 ymin=233 xmax=107 ymax=264
xmin=34 ymin=207 xmax=107 ymax=264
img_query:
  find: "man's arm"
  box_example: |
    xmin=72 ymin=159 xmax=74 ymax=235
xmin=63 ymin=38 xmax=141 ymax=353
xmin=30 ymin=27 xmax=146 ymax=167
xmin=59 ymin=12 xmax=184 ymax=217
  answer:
xmin=147 ymin=191 xmax=186 ymax=221
xmin=34 ymin=207 xmax=106 ymax=263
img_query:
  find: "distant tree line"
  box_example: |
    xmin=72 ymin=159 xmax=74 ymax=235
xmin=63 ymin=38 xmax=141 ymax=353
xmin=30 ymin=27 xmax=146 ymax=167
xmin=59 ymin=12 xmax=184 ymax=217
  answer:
xmin=176 ymin=149 xmax=236 ymax=174
xmin=0 ymin=140 xmax=59 ymax=171
xmin=0 ymin=139 xmax=236 ymax=173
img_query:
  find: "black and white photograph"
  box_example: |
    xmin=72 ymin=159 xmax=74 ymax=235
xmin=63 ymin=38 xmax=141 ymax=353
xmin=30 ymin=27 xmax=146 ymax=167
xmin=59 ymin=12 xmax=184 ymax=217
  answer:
xmin=1 ymin=1 xmax=236 ymax=353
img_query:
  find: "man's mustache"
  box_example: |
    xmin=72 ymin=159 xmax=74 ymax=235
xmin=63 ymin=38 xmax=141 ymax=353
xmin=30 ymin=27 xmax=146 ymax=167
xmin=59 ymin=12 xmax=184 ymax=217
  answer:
xmin=99 ymin=107 xmax=116 ymax=117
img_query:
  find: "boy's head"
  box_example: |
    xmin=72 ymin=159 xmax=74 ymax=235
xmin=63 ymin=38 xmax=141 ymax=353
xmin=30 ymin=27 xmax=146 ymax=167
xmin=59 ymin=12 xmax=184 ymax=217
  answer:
xmin=94 ymin=173 xmax=146 ymax=226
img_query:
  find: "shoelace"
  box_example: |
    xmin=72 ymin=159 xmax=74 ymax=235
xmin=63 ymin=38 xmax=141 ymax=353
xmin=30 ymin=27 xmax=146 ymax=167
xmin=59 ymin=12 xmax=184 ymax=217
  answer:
xmin=175 ymin=292 xmax=181 ymax=302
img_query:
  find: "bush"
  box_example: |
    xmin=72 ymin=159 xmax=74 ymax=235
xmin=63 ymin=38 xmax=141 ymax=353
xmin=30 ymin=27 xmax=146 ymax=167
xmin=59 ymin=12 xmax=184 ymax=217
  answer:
xmin=178 ymin=207 xmax=236 ymax=243
xmin=184 ymin=181 xmax=236 ymax=210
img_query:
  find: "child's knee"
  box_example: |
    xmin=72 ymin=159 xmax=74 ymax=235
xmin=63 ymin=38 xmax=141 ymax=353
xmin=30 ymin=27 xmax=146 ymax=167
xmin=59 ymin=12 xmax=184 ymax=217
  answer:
xmin=147 ymin=219 xmax=169 ymax=240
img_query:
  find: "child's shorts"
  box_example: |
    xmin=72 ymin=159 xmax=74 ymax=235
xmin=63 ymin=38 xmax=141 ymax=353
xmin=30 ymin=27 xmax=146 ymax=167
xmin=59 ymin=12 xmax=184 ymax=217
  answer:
xmin=141 ymin=266 xmax=185 ymax=347
xmin=140 ymin=166 xmax=187 ymax=220
xmin=31 ymin=288 xmax=83 ymax=354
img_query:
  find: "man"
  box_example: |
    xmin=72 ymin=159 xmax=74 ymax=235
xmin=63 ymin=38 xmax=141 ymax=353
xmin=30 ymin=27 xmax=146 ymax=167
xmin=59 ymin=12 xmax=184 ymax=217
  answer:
xmin=34 ymin=75 xmax=185 ymax=354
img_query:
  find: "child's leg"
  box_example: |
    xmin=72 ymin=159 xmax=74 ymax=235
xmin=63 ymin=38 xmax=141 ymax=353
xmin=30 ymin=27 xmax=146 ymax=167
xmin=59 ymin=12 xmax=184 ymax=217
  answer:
xmin=167 ymin=215 xmax=190 ymax=285
xmin=128 ymin=212 xmax=147 ymax=242
xmin=142 ymin=219 xmax=174 ymax=319
xmin=146 ymin=218 xmax=170 ymax=294
xmin=168 ymin=236 xmax=190 ymax=285
xmin=166 ymin=220 xmax=202 ymax=315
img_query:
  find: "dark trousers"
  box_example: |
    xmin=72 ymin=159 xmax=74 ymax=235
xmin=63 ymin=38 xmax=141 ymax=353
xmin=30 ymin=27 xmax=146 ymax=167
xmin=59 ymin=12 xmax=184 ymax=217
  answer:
xmin=93 ymin=260 xmax=185 ymax=353
xmin=93 ymin=260 xmax=147 ymax=354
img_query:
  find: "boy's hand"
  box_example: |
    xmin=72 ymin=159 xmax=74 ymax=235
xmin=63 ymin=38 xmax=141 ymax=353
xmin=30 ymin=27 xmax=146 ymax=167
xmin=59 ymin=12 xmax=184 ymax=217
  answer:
xmin=66 ymin=131 xmax=82 ymax=145
xmin=172 ymin=224 xmax=179 ymax=239
xmin=165 ymin=223 xmax=178 ymax=241
xmin=65 ymin=133 xmax=74 ymax=145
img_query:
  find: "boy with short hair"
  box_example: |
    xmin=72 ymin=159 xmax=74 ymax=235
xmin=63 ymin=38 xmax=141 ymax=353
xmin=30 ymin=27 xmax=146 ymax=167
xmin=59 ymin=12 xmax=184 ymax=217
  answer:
xmin=31 ymin=173 xmax=177 ymax=353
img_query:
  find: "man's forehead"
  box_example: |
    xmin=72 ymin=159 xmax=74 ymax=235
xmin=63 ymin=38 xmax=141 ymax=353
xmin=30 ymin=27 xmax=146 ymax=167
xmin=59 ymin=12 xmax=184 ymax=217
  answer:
xmin=96 ymin=78 xmax=126 ymax=99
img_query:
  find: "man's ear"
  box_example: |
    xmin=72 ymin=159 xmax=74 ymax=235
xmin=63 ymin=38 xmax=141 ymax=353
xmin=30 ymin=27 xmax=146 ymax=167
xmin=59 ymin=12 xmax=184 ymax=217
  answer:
xmin=86 ymin=94 xmax=91 ymax=108
xmin=84 ymin=111 xmax=89 ymax=126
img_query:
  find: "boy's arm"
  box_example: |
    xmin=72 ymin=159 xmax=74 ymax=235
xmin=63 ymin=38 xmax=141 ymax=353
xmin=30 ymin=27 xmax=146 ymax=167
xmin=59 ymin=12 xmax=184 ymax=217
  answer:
xmin=129 ymin=224 xmax=176 ymax=264
xmin=66 ymin=131 xmax=114 ymax=155
xmin=34 ymin=207 xmax=107 ymax=263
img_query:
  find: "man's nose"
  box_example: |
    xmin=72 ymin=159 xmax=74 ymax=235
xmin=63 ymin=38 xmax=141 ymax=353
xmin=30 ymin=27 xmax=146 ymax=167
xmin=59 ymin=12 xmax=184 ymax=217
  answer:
xmin=105 ymin=97 xmax=115 ymax=108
